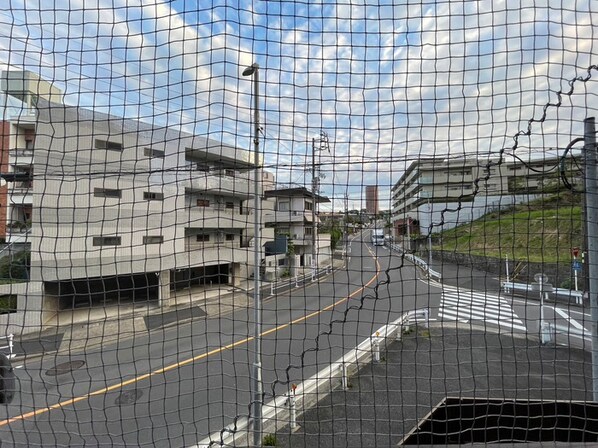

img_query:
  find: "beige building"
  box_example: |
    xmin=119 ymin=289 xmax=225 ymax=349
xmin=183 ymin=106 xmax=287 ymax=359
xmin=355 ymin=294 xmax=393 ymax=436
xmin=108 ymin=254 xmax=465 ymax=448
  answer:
xmin=0 ymin=71 xmax=262 ymax=335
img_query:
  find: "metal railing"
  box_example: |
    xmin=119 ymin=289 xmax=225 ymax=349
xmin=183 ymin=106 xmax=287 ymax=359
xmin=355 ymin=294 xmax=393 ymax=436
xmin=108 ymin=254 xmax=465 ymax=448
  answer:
xmin=501 ymin=281 xmax=584 ymax=305
xmin=264 ymin=264 xmax=335 ymax=296
xmin=201 ymin=308 xmax=430 ymax=446
xmin=387 ymin=242 xmax=442 ymax=281
xmin=0 ymin=334 xmax=15 ymax=359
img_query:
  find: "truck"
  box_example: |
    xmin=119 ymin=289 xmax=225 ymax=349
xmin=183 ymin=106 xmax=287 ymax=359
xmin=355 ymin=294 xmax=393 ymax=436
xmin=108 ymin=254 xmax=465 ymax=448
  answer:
xmin=371 ymin=228 xmax=385 ymax=246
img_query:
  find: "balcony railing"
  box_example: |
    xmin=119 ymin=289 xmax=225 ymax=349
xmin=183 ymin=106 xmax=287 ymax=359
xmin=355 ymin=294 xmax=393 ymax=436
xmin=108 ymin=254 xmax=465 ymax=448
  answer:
xmin=10 ymin=148 xmax=34 ymax=159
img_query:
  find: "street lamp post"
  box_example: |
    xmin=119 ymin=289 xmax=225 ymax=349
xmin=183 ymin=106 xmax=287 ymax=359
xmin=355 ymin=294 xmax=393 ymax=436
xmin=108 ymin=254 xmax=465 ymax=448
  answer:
xmin=428 ymin=199 xmax=433 ymax=269
xmin=243 ymin=62 xmax=262 ymax=447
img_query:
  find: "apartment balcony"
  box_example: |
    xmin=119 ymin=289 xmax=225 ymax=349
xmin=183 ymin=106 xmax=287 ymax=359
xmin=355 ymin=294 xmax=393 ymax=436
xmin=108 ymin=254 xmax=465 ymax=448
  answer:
xmin=7 ymin=108 xmax=37 ymax=129
xmin=5 ymin=223 xmax=31 ymax=244
xmin=288 ymin=233 xmax=314 ymax=246
xmin=183 ymin=172 xmax=254 ymax=199
xmin=9 ymin=149 xmax=34 ymax=167
xmin=180 ymin=240 xmax=252 ymax=266
xmin=8 ymin=182 xmax=33 ymax=205
xmin=180 ymin=208 xmax=250 ymax=229
xmin=263 ymin=210 xmax=313 ymax=225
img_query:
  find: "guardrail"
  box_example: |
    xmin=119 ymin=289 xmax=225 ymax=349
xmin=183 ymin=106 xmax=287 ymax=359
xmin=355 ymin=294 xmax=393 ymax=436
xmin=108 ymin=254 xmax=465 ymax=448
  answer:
xmin=501 ymin=281 xmax=584 ymax=305
xmin=387 ymin=242 xmax=442 ymax=281
xmin=200 ymin=308 xmax=430 ymax=447
xmin=0 ymin=334 xmax=14 ymax=359
xmin=264 ymin=264 xmax=335 ymax=296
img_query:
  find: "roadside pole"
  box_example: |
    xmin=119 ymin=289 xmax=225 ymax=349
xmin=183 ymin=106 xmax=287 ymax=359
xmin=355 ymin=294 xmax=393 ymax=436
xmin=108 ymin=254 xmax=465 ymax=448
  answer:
xmin=584 ymin=117 xmax=598 ymax=402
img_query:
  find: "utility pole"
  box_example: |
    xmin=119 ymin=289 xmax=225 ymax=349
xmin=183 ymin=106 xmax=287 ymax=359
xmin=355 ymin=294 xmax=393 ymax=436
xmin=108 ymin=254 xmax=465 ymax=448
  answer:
xmin=584 ymin=117 xmax=598 ymax=402
xmin=344 ymin=192 xmax=349 ymax=253
xmin=311 ymin=131 xmax=329 ymax=280
xmin=311 ymin=137 xmax=317 ymax=280
xmin=242 ymin=63 xmax=263 ymax=447
xmin=428 ymin=198 xmax=433 ymax=269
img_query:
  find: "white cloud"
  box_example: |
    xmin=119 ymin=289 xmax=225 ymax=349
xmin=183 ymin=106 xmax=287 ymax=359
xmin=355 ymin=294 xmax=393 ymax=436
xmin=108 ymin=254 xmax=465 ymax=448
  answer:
xmin=0 ymin=1 xmax=596 ymax=209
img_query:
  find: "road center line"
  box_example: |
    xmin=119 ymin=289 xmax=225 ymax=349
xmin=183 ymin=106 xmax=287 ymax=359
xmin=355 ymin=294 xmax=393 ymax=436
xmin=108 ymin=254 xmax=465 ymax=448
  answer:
xmin=0 ymin=245 xmax=381 ymax=428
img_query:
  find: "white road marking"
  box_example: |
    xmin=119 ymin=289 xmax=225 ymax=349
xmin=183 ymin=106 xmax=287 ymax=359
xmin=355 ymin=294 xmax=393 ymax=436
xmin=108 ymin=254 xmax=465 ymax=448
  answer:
xmin=439 ymin=288 xmax=527 ymax=331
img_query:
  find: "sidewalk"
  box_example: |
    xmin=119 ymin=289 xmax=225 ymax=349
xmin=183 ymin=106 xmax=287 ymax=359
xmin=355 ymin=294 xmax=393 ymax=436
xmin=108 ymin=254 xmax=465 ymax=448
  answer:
xmin=15 ymin=282 xmax=252 ymax=359
xmin=273 ymin=322 xmax=593 ymax=447
xmin=14 ymin=259 xmax=347 ymax=361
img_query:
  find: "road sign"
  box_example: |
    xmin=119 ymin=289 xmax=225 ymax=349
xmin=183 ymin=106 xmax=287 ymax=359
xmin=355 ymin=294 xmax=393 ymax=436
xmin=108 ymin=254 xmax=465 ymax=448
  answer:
xmin=573 ymin=260 xmax=583 ymax=272
xmin=572 ymin=247 xmax=580 ymax=258
xmin=534 ymin=273 xmax=548 ymax=284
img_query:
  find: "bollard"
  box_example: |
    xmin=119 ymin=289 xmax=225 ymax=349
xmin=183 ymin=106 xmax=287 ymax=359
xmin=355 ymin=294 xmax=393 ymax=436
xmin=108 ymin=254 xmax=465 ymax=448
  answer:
xmin=423 ymin=309 xmax=429 ymax=328
xmin=372 ymin=331 xmax=381 ymax=362
xmin=7 ymin=334 xmax=13 ymax=358
xmin=340 ymin=363 xmax=348 ymax=390
xmin=289 ymin=384 xmax=298 ymax=430
xmin=270 ymin=282 xmax=274 ymax=295
xmin=540 ymin=321 xmax=553 ymax=345
xmin=396 ymin=325 xmax=402 ymax=341
xmin=295 ymin=275 xmax=299 ymax=288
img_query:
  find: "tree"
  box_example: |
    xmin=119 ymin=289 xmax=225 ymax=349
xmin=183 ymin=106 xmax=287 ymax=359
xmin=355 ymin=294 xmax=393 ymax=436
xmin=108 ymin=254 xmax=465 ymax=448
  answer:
xmin=329 ymin=225 xmax=343 ymax=251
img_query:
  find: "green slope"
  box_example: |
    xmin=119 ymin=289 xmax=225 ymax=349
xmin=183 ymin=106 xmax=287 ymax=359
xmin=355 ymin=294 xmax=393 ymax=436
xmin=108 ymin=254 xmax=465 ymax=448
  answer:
xmin=437 ymin=192 xmax=584 ymax=263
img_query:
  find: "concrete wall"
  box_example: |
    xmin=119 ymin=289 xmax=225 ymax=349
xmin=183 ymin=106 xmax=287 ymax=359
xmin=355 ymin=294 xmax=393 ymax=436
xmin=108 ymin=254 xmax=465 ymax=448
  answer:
xmin=432 ymin=250 xmax=574 ymax=288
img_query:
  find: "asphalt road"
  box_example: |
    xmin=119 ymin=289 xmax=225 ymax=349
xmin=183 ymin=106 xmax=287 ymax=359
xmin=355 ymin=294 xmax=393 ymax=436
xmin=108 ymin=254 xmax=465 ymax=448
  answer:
xmin=0 ymin=231 xmax=436 ymax=447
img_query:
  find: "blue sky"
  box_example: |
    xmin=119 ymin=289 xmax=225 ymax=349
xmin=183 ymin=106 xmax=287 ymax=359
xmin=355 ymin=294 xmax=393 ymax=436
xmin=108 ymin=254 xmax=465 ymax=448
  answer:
xmin=0 ymin=0 xmax=596 ymax=210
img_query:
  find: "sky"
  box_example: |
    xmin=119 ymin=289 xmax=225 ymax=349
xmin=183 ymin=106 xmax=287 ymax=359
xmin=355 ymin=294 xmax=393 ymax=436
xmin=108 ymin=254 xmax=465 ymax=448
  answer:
xmin=0 ymin=0 xmax=596 ymax=211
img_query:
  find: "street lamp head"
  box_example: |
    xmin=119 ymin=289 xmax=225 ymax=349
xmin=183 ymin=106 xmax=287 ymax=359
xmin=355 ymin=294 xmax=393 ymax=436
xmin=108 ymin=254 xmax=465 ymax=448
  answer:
xmin=242 ymin=63 xmax=259 ymax=77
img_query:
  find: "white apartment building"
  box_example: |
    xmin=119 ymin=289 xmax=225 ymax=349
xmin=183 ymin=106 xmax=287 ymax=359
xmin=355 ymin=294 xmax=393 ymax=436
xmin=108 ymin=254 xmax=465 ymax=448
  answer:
xmin=263 ymin=187 xmax=331 ymax=277
xmin=0 ymin=71 xmax=261 ymax=335
xmin=391 ymin=156 xmax=582 ymax=237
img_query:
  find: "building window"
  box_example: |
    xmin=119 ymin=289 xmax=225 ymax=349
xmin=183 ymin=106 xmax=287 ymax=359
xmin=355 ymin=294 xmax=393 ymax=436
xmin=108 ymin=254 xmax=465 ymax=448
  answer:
xmin=143 ymin=191 xmax=164 ymax=201
xmin=196 ymin=234 xmax=210 ymax=242
xmin=93 ymin=236 xmax=121 ymax=246
xmin=225 ymin=234 xmax=235 ymax=241
xmin=143 ymin=235 xmax=164 ymax=244
xmin=94 ymin=188 xmax=122 ymax=198
xmin=0 ymin=295 xmax=17 ymax=315
xmin=95 ymin=139 xmax=123 ymax=151
xmin=144 ymin=147 xmax=165 ymax=158
xmin=278 ymin=258 xmax=286 ymax=267
xmin=197 ymin=199 xmax=210 ymax=207
xmin=225 ymin=202 xmax=234 ymax=209
xmin=278 ymin=201 xmax=289 ymax=211
xmin=305 ymin=200 xmax=313 ymax=211
xmin=305 ymin=227 xmax=313 ymax=236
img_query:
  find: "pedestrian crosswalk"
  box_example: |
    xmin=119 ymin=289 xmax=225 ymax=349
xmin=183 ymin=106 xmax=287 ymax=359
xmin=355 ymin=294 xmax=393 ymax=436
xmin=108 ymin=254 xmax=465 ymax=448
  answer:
xmin=439 ymin=286 xmax=527 ymax=331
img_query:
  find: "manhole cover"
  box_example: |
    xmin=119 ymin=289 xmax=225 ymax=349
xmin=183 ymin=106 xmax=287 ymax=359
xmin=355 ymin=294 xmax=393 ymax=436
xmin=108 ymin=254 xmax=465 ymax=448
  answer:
xmin=115 ymin=389 xmax=143 ymax=406
xmin=45 ymin=360 xmax=86 ymax=376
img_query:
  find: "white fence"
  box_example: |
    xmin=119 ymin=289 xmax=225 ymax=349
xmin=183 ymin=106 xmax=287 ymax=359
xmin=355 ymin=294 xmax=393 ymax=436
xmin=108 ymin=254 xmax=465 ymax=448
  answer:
xmin=0 ymin=334 xmax=14 ymax=359
xmin=387 ymin=242 xmax=442 ymax=281
xmin=501 ymin=281 xmax=584 ymax=305
xmin=198 ymin=308 xmax=430 ymax=447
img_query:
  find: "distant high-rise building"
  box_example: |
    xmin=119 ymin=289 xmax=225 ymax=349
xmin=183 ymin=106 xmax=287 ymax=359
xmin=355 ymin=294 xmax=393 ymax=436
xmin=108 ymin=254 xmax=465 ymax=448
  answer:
xmin=365 ymin=185 xmax=379 ymax=215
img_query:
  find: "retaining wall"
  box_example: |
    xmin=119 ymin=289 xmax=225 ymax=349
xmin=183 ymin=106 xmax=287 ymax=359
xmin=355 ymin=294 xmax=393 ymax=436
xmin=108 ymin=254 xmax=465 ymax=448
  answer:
xmin=428 ymin=250 xmax=578 ymax=289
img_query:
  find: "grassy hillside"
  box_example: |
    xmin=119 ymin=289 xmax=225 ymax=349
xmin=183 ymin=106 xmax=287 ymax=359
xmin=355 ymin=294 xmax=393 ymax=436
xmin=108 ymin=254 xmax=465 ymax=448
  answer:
xmin=437 ymin=192 xmax=584 ymax=263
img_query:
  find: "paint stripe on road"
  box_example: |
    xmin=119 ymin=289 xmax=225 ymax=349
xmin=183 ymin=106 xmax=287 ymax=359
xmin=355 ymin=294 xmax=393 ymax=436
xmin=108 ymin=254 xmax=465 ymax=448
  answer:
xmin=439 ymin=288 xmax=526 ymax=332
xmin=0 ymin=244 xmax=383 ymax=428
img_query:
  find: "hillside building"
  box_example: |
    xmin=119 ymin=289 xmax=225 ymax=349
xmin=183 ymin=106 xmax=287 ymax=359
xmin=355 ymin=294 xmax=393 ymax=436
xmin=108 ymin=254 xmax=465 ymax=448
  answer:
xmin=391 ymin=156 xmax=582 ymax=239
